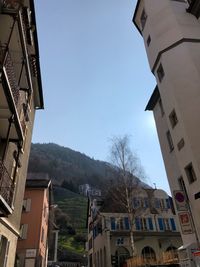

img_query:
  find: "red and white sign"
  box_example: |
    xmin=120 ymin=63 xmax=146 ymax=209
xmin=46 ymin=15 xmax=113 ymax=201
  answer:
xmin=173 ymin=190 xmax=188 ymax=211
xmin=178 ymin=212 xmax=193 ymax=235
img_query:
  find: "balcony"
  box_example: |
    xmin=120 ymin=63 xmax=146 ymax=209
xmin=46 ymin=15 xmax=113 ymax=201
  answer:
xmin=187 ymin=0 xmax=200 ymax=18
xmin=0 ymin=160 xmax=14 ymax=215
xmin=0 ymin=46 xmax=27 ymax=140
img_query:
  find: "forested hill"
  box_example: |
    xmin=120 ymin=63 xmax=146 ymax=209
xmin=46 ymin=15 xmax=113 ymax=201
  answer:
xmin=28 ymin=143 xmax=114 ymax=188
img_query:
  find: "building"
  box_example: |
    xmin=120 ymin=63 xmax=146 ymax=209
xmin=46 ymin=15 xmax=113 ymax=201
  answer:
xmin=16 ymin=178 xmax=52 ymax=267
xmin=79 ymin=184 xmax=101 ymax=197
xmin=87 ymin=188 xmax=182 ymax=267
xmin=0 ymin=0 xmax=43 ymax=266
xmin=133 ymin=0 xmax=200 ymax=260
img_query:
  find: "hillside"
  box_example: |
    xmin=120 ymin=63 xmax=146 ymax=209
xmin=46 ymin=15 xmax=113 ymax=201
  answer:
xmin=28 ymin=143 xmax=113 ymax=188
xmin=28 ymin=143 xmax=147 ymax=261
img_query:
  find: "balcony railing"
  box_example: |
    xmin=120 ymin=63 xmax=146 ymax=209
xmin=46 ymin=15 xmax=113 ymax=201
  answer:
xmin=0 ymin=160 xmax=14 ymax=212
xmin=3 ymin=49 xmax=20 ymax=111
xmin=1 ymin=46 xmax=28 ymax=136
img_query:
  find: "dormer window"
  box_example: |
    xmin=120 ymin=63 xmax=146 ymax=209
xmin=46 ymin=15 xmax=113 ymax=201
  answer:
xmin=140 ymin=9 xmax=147 ymax=30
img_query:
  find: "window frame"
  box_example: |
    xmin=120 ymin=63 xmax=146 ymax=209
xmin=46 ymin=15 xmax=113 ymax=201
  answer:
xmin=166 ymin=130 xmax=174 ymax=152
xmin=157 ymin=64 xmax=165 ymax=82
xmin=169 ymin=109 xmax=178 ymax=128
xmin=185 ymin=163 xmax=197 ymax=184
xmin=140 ymin=9 xmax=148 ymax=30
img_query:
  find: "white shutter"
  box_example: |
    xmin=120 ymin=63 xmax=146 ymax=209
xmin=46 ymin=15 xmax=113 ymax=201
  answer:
xmin=26 ymin=199 xmax=31 ymax=212
xmin=21 ymin=224 xmax=28 ymax=239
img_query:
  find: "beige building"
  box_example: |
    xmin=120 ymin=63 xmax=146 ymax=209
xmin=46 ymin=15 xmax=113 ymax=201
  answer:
xmin=0 ymin=0 xmax=43 ymax=266
xmin=17 ymin=178 xmax=52 ymax=267
xmin=133 ymin=0 xmax=200 ymax=263
xmin=87 ymin=188 xmax=182 ymax=267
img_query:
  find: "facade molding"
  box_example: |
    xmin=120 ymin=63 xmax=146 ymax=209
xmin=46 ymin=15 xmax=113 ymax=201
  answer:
xmin=152 ymin=38 xmax=200 ymax=73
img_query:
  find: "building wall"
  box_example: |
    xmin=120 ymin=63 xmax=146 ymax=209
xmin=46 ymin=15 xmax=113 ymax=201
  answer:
xmin=134 ymin=0 xmax=200 ymax=246
xmin=88 ymin=189 xmax=182 ymax=267
xmin=17 ymin=187 xmax=49 ymax=267
xmin=0 ymin=0 xmax=43 ymax=265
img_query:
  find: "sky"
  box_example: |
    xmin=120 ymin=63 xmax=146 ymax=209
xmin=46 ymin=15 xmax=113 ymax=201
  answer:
xmin=33 ymin=0 xmax=170 ymax=194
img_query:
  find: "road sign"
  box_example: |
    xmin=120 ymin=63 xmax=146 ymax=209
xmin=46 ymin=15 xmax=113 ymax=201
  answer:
xmin=173 ymin=190 xmax=188 ymax=211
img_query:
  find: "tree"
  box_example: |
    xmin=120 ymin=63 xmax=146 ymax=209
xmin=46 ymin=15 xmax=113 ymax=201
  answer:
xmin=107 ymin=135 xmax=147 ymax=255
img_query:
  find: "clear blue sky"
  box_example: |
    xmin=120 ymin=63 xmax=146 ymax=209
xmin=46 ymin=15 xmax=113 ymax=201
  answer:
xmin=33 ymin=0 xmax=170 ymax=194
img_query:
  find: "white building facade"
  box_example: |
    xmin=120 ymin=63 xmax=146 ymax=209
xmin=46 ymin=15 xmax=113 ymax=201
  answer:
xmin=87 ymin=189 xmax=182 ymax=267
xmin=133 ymin=0 xmax=200 ymax=263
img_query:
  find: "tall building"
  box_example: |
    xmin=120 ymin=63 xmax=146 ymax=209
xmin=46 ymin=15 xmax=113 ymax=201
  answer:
xmin=0 ymin=0 xmax=43 ymax=266
xmin=16 ymin=178 xmax=52 ymax=267
xmin=87 ymin=188 xmax=182 ymax=267
xmin=133 ymin=0 xmax=200 ymax=261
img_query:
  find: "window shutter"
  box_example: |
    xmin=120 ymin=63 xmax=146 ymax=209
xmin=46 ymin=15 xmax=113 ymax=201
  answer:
xmin=170 ymin=218 xmax=176 ymax=231
xmin=124 ymin=217 xmax=129 ymax=230
xmin=148 ymin=218 xmax=153 ymax=230
xmin=158 ymin=218 xmax=164 ymax=231
xmin=110 ymin=217 xmax=116 ymax=230
xmin=3 ymin=240 xmax=10 ymax=267
xmin=21 ymin=224 xmax=28 ymax=239
xmin=26 ymin=199 xmax=31 ymax=212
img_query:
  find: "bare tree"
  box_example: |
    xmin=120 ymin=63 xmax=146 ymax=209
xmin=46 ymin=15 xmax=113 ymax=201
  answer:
xmin=107 ymin=135 xmax=147 ymax=255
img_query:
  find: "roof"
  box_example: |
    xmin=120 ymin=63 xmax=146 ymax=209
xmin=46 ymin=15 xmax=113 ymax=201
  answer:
xmin=132 ymin=0 xmax=142 ymax=35
xmin=26 ymin=178 xmax=52 ymax=189
xmin=145 ymin=86 xmax=160 ymax=111
xmin=30 ymin=0 xmax=44 ymax=109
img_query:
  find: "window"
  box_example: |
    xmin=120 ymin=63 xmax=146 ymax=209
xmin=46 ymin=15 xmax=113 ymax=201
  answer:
xmin=177 ymin=138 xmax=185 ymax=151
xmin=155 ymin=198 xmax=160 ymax=209
xmin=124 ymin=217 xmax=130 ymax=230
xmin=178 ymin=176 xmax=189 ymax=200
xmin=116 ymin=237 xmax=124 ymax=246
xmin=147 ymin=35 xmax=151 ymax=46
xmin=140 ymin=9 xmax=147 ymax=30
xmin=20 ymin=224 xmax=28 ymax=239
xmin=169 ymin=109 xmax=178 ymax=128
xmin=133 ymin=197 xmax=140 ymax=208
xmin=135 ymin=218 xmax=148 ymax=231
xmin=158 ymin=218 xmax=164 ymax=231
xmin=157 ymin=64 xmax=165 ymax=82
xmin=158 ymin=99 xmax=165 ymax=116
xmin=110 ymin=217 xmax=116 ymax=230
xmin=0 ymin=236 xmax=10 ymax=267
xmin=148 ymin=218 xmax=154 ymax=230
xmin=185 ymin=163 xmax=197 ymax=184
xmin=135 ymin=217 xmax=141 ymax=230
xmin=23 ymin=199 xmax=31 ymax=212
xmin=170 ymin=218 xmax=176 ymax=231
xmin=166 ymin=130 xmax=174 ymax=152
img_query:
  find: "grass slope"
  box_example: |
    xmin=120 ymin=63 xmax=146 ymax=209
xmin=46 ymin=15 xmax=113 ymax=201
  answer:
xmin=53 ymin=186 xmax=88 ymax=256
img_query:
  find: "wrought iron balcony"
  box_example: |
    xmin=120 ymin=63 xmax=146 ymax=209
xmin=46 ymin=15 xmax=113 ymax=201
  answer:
xmin=3 ymin=49 xmax=20 ymax=111
xmin=0 ymin=46 xmax=28 ymax=136
xmin=0 ymin=160 xmax=14 ymax=215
